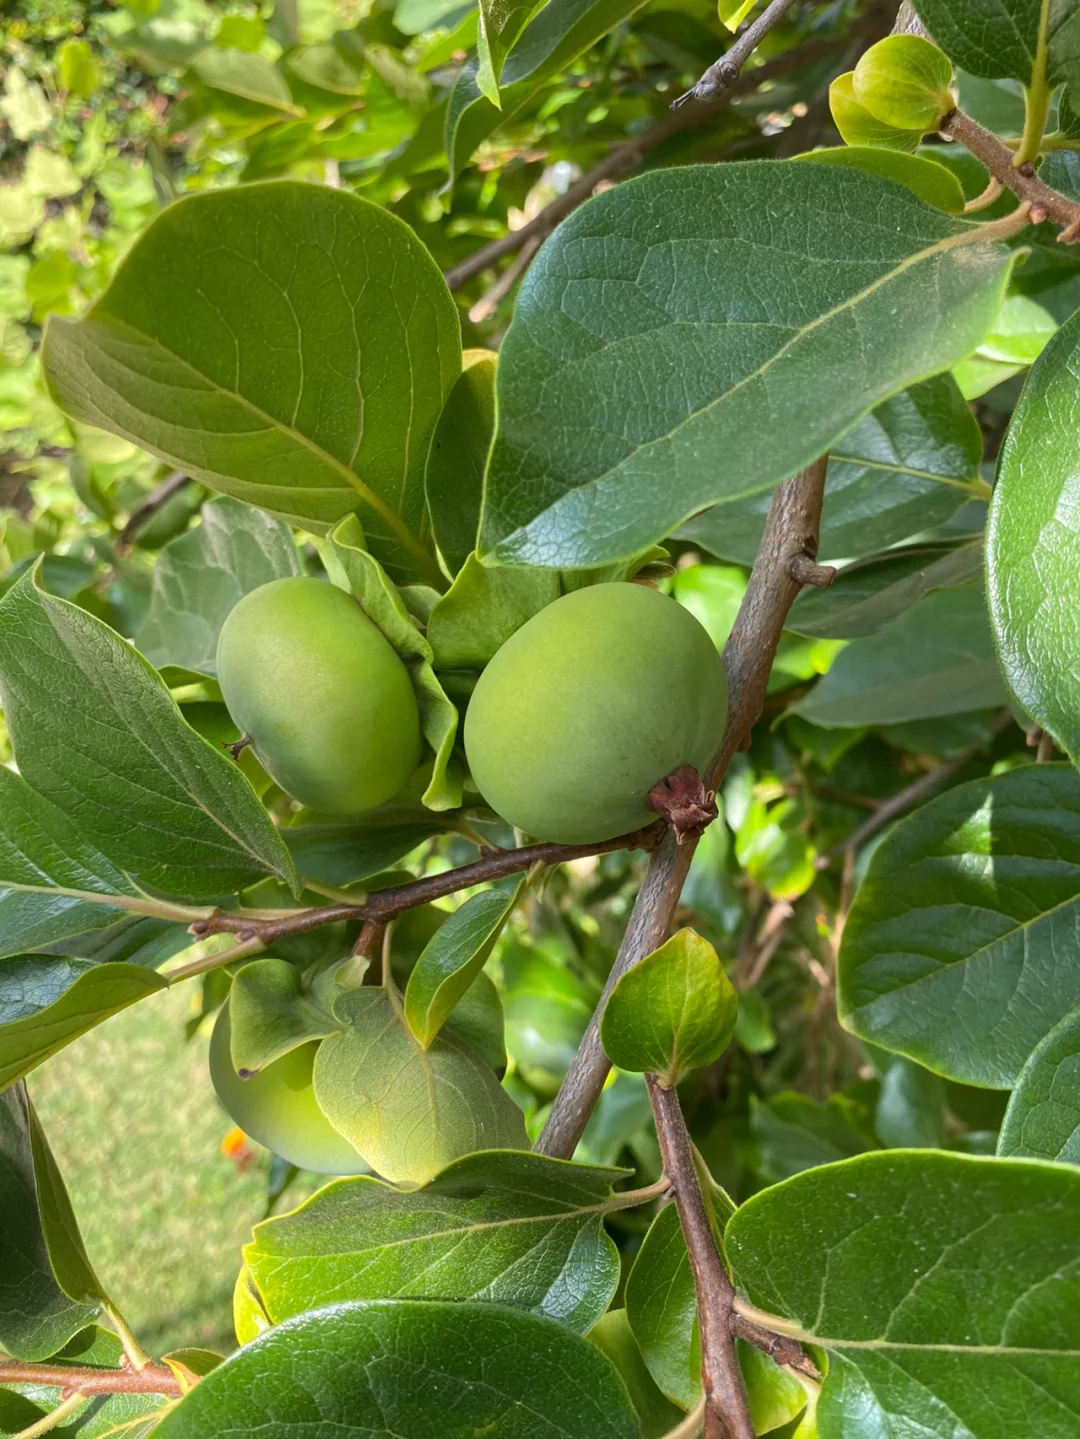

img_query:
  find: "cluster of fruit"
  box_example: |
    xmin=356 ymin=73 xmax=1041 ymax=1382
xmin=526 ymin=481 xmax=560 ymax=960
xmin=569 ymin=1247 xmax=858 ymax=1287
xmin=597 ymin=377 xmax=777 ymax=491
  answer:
xmin=207 ymin=574 xmax=728 ymax=1176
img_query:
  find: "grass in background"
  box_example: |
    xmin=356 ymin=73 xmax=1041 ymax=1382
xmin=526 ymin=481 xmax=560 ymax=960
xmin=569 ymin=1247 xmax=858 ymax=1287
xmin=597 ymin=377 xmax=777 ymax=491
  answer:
xmin=29 ymin=985 xmax=302 ymax=1357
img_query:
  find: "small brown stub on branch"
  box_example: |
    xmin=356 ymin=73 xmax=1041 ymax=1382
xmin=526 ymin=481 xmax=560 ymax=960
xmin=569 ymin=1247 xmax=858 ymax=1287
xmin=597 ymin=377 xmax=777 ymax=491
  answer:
xmin=788 ymin=552 xmax=836 ymax=589
xmin=646 ymin=764 xmax=718 ymax=843
xmin=224 ymin=734 xmax=253 ymax=762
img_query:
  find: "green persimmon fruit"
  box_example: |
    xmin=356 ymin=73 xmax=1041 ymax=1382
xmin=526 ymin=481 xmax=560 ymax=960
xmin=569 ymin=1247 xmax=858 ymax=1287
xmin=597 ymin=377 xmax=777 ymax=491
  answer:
xmin=853 ymin=35 xmax=953 ymax=135
xmin=216 ymin=577 xmax=421 ymax=815
xmin=209 ymin=999 xmax=368 ymax=1174
xmin=464 ymin=582 xmax=727 ymax=845
xmin=828 ymin=72 xmax=921 ymax=154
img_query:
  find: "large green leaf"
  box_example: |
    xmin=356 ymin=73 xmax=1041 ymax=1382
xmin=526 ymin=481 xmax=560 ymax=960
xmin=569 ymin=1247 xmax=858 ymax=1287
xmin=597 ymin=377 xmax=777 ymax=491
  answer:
xmin=445 ymin=0 xmax=651 ymax=181
xmin=0 ymin=962 xmax=167 ymax=1091
xmin=191 ymin=47 xmax=302 ymax=113
xmin=680 ymin=376 xmax=983 ymax=565
xmin=245 ymin=1149 xmax=623 ymax=1332
xmin=794 ymin=582 xmax=1007 ymax=726
xmin=41 ymin=183 xmax=460 ymax=586
xmin=0 ymin=1084 xmax=97 ymax=1360
xmin=135 ymin=496 xmax=301 ymax=677
xmin=283 ymin=803 xmax=450 ymax=887
xmin=313 ymin=988 xmax=527 ymax=1185
xmin=625 ymin=1201 xmax=699 ymax=1408
xmin=726 ymin=1150 xmax=1080 ymax=1439
xmin=788 ymin=542 xmax=982 ymax=639
xmin=912 ymin=0 xmax=1080 ymax=88
xmin=987 ymin=307 xmax=1080 ymax=766
xmin=482 ymin=165 xmax=1012 ymax=570
xmin=0 ymin=572 xmax=296 ymax=901
xmin=153 ymin=1300 xmax=638 ymax=1438
xmin=998 ymin=1007 xmax=1080 ymax=1162
xmin=839 ymin=764 xmax=1080 ymax=1087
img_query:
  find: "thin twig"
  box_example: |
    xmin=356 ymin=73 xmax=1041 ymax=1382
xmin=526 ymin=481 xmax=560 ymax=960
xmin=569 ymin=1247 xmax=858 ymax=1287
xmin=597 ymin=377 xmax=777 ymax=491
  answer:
xmin=816 ymin=709 xmax=1014 ymax=865
xmin=941 ymin=108 xmax=1080 ymax=239
xmin=117 ymin=471 xmax=192 ymax=548
xmin=443 ymin=33 xmax=847 ymax=291
xmin=0 ymin=1362 xmax=183 ymax=1396
xmin=468 ymin=235 xmax=542 ymax=322
xmin=649 ymin=1080 xmax=754 ymax=1439
xmin=536 ymin=454 xmax=830 ymax=1161
xmin=672 ymin=0 xmax=800 ymax=108
xmin=730 ymin=1312 xmax=820 ymax=1379
xmin=12 ymin=1392 xmax=88 ymax=1439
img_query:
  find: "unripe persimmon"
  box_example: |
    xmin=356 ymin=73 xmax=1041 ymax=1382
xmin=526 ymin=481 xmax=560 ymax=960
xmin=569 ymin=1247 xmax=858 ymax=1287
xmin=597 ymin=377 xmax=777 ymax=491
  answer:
xmin=216 ymin=578 xmax=420 ymax=815
xmin=464 ymin=583 xmax=727 ymax=844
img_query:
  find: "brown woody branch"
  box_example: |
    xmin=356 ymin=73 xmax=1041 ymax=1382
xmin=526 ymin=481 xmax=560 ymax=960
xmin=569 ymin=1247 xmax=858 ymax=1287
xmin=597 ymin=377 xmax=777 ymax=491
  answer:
xmin=0 ymin=1361 xmax=183 ymax=1396
xmin=941 ymin=108 xmax=1080 ymax=240
xmin=536 ymin=454 xmax=830 ymax=1160
xmin=649 ymin=1080 xmax=754 ymax=1439
xmin=730 ymin=1312 xmax=819 ymax=1380
xmin=672 ymin=0 xmax=799 ymax=109
xmin=190 ymin=827 xmax=659 ymax=945
xmin=117 ymin=470 xmax=193 ymax=548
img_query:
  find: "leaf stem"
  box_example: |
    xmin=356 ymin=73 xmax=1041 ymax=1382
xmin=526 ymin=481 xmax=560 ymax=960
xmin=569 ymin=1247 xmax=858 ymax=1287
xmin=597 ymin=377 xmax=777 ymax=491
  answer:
xmin=660 ymin=1399 xmax=706 ymax=1439
xmin=1015 ymin=0 xmax=1053 ymax=168
xmin=104 ymin=1303 xmax=152 ymax=1372
xmin=165 ymin=935 xmax=265 ymax=982
xmin=601 ymin=1175 xmax=672 ymax=1212
xmin=13 ymin=1393 xmax=89 ymax=1439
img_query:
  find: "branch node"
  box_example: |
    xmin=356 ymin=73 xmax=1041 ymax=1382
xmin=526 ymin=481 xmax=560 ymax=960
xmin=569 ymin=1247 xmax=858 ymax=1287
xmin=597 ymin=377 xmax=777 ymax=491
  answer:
xmin=224 ymin=734 xmax=253 ymax=762
xmin=646 ymin=765 xmax=718 ymax=843
xmin=788 ymin=553 xmax=836 ymax=589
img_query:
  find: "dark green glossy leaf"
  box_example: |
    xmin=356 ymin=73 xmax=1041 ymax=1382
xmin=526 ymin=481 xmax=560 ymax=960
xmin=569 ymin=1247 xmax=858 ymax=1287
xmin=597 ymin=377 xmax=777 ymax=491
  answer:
xmin=998 ymin=1007 xmax=1080 ymax=1162
xmin=135 ymin=497 xmax=301 ymax=677
xmin=874 ymin=1056 xmax=948 ymax=1148
xmin=246 ymin=1149 xmax=623 ymax=1332
xmin=42 ymin=183 xmax=459 ymax=586
xmin=789 ymin=541 xmax=982 ymax=639
xmin=313 ymin=988 xmax=527 ymax=1184
xmin=425 ymin=352 xmax=495 ymax=577
xmin=600 ymin=928 xmax=737 ymax=1083
xmin=284 ymin=801 xmax=449 ymax=887
xmin=154 ymin=1300 xmax=638 ymax=1439
xmin=912 ymin=0 xmax=1080 ymax=88
xmin=404 ymin=885 xmax=520 ymax=1047
xmin=839 ymin=764 xmax=1080 ymax=1086
xmin=0 ymin=1084 xmax=97 ymax=1360
xmin=794 ymin=582 xmax=1007 ymax=726
xmin=0 ymin=961 xmax=166 ymax=1091
xmin=0 ymin=572 xmax=297 ymax=901
xmin=987 ymin=306 xmax=1080 ymax=765
xmin=726 ymin=1150 xmax=1080 ymax=1439
xmin=749 ymin=1093 xmax=873 ymax=1185
xmin=482 ymin=165 xmax=1011 ymax=570
xmin=680 ymin=377 xmax=983 ymax=565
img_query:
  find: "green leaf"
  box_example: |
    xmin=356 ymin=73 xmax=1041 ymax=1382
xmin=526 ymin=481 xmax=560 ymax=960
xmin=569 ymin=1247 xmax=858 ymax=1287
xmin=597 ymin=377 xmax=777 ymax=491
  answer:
xmin=749 ymin=1093 xmax=873 ymax=1185
xmin=998 ymin=1007 xmax=1080 ymax=1162
xmin=798 ymin=146 xmax=965 ymax=211
xmin=25 ymin=1099 xmax=108 ymax=1311
xmin=988 ymin=306 xmax=1080 ymax=766
xmin=625 ymin=1201 xmax=699 ymax=1408
xmin=135 ymin=497 xmax=301 ymax=677
xmin=426 ymin=352 xmax=496 ymax=577
xmin=482 ymin=164 xmax=1012 ymax=570
xmin=0 ymin=572 xmax=297 ymax=901
xmin=327 ymin=518 xmax=461 ymax=809
xmin=41 ymin=183 xmax=460 ymax=586
xmin=0 ymin=1326 xmax=168 ymax=1436
xmin=600 ymin=928 xmax=737 ymax=1084
xmin=794 ymin=582 xmax=1007 ymax=726
xmin=427 ymin=553 xmax=561 ymax=668
xmin=788 ymin=541 xmax=983 ymax=639
xmin=404 ymin=885 xmax=521 ymax=1047
xmin=283 ymin=803 xmax=450 ymax=887
xmin=874 ymin=1056 xmax=948 ymax=1148
xmin=57 ymin=38 xmax=101 ymax=97
xmin=228 ymin=958 xmax=335 ymax=1074
xmin=680 ymin=373 xmax=985 ymax=567
xmin=246 ymin=1148 xmax=623 ymax=1332
xmin=153 ymin=1300 xmax=638 ymax=1438
xmin=441 ymin=970 xmax=507 ymax=1072
xmin=445 ymin=0 xmax=650 ymax=182
xmin=588 ymin=1310 xmax=683 ymax=1439
xmin=475 ymin=0 xmax=544 ymax=104
xmin=0 ymin=1084 xmax=97 ymax=1360
xmin=954 ymin=291 xmax=1058 ymax=397
xmin=190 ymin=47 xmax=303 ymax=113
xmin=726 ymin=1149 xmax=1080 ymax=1439
xmin=912 ymin=0 xmax=1080 ymax=89
xmin=839 ymin=764 xmax=1080 ymax=1087
xmin=313 ymin=988 xmax=527 ymax=1185
xmin=0 ymin=962 xmax=167 ymax=1091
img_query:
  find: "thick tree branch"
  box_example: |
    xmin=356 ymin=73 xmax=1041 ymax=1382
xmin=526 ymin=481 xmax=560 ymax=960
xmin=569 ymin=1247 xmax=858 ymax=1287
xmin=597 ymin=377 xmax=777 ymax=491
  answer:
xmin=535 ymin=455 xmax=830 ymax=1159
xmin=942 ymin=108 xmax=1080 ymax=239
xmin=672 ymin=0 xmax=799 ymax=109
xmin=0 ymin=1361 xmax=183 ymax=1396
xmin=649 ymin=1080 xmax=754 ymax=1439
xmin=189 ymin=827 xmax=659 ymax=946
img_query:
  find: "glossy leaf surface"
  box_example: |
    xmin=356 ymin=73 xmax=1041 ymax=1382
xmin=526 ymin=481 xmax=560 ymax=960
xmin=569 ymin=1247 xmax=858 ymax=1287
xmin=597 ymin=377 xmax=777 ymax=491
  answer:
xmin=912 ymin=0 xmax=1080 ymax=88
xmin=999 ymin=1007 xmax=1080 ymax=1162
xmin=404 ymin=885 xmax=521 ymax=1047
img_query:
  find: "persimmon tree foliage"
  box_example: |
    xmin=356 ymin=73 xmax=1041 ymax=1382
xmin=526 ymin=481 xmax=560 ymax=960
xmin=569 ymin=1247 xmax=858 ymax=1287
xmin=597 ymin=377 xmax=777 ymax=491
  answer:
xmin=5 ymin=0 xmax=1080 ymax=1436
